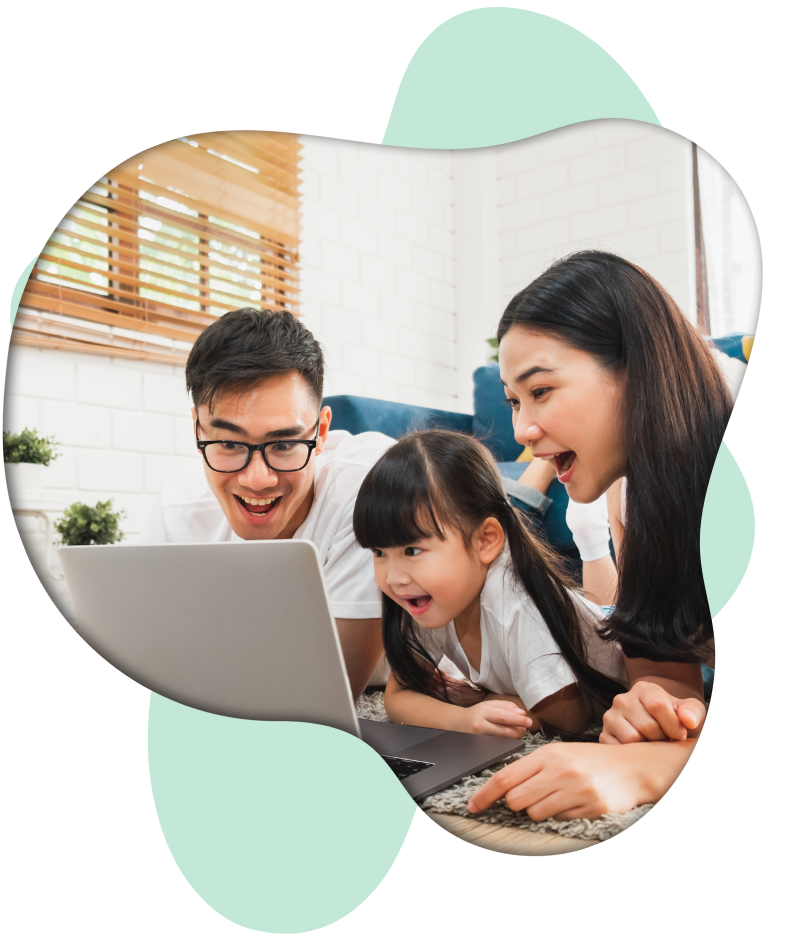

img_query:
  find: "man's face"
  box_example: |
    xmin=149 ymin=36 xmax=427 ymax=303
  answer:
xmin=193 ymin=372 xmax=330 ymax=541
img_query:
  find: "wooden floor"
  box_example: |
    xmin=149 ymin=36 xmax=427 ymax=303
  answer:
xmin=426 ymin=812 xmax=599 ymax=855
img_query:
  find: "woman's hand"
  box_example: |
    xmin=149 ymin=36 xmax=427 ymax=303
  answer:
xmin=460 ymin=701 xmax=532 ymax=738
xmin=600 ymin=680 xmax=706 ymax=744
xmin=467 ymin=740 xmax=693 ymax=820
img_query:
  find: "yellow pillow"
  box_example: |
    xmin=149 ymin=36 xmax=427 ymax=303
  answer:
xmin=742 ymin=335 xmax=754 ymax=361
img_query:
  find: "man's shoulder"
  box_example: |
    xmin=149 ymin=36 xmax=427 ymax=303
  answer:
xmin=321 ymin=430 xmax=395 ymax=473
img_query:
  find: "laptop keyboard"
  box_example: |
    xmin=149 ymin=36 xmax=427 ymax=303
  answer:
xmin=381 ymin=754 xmax=435 ymax=780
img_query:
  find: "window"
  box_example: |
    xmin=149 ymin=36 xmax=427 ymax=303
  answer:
xmin=13 ymin=132 xmax=301 ymax=365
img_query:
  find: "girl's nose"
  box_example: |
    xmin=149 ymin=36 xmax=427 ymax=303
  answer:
xmin=237 ymin=450 xmax=279 ymax=490
xmin=386 ymin=563 xmax=410 ymax=588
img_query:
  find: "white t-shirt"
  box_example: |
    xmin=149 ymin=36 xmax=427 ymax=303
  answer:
xmin=140 ymin=429 xmax=394 ymax=620
xmin=411 ymin=550 xmax=626 ymax=711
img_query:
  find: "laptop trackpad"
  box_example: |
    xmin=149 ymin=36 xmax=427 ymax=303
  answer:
xmin=359 ymin=718 xmax=442 ymax=755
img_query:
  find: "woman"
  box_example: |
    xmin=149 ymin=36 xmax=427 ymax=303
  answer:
xmin=469 ymin=250 xmax=731 ymax=820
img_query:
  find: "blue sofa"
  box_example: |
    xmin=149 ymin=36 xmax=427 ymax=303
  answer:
xmin=324 ymin=334 xmax=751 ymax=581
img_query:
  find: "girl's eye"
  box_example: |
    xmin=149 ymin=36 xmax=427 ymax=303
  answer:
xmin=531 ymin=387 xmax=552 ymax=401
xmin=404 ymin=546 xmax=423 ymax=556
xmin=372 ymin=549 xmax=385 ymax=558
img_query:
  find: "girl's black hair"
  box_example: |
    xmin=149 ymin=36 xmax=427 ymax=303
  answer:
xmin=497 ymin=250 xmax=732 ymax=663
xmin=353 ymin=429 xmax=625 ymax=723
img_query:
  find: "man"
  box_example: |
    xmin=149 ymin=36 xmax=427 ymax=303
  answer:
xmin=141 ymin=307 xmax=393 ymax=700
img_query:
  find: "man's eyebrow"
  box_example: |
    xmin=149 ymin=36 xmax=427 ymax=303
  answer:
xmin=207 ymin=417 xmax=308 ymax=439
xmin=510 ymin=365 xmax=555 ymax=384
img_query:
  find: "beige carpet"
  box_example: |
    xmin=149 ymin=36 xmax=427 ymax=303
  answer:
xmin=357 ymin=691 xmax=653 ymax=842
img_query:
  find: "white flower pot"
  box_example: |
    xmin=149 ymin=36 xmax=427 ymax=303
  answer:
xmin=5 ymin=461 xmax=45 ymax=504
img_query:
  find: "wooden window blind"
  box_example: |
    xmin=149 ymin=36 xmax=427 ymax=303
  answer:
xmin=13 ymin=132 xmax=301 ymax=365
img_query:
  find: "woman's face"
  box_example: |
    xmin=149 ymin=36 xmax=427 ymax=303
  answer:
xmin=498 ymin=326 xmax=626 ymax=503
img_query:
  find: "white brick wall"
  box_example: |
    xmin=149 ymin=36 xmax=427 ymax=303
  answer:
xmin=4 ymin=345 xmax=198 ymax=542
xmin=496 ymin=120 xmax=696 ymax=320
xmin=299 ymin=137 xmax=459 ymax=410
xmin=6 ymin=124 xmax=717 ymax=556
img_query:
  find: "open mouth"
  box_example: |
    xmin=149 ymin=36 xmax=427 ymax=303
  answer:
xmin=234 ymin=494 xmax=282 ymax=516
xmin=555 ymin=451 xmax=576 ymax=481
xmin=401 ymin=594 xmax=432 ymax=615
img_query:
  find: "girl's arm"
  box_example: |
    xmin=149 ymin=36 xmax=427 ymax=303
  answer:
xmin=384 ymin=669 xmax=532 ymax=739
xmin=485 ymin=683 xmax=587 ymax=735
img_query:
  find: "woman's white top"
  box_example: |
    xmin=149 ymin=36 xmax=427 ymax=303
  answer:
xmin=411 ymin=550 xmax=626 ymax=710
xmin=620 ymin=477 xmax=628 ymax=526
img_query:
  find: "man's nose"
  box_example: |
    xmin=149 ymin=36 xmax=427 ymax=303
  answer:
xmin=236 ymin=450 xmax=279 ymax=490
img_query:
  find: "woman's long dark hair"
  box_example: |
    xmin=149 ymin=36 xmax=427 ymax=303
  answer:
xmin=353 ymin=429 xmax=625 ymax=720
xmin=497 ymin=251 xmax=732 ymax=663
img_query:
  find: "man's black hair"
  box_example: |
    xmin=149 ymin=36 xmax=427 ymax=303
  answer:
xmin=185 ymin=307 xmax=324 ymax=410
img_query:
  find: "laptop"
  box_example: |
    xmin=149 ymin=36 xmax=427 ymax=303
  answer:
xmin=60 ymin=540 xmax=523 ymax=800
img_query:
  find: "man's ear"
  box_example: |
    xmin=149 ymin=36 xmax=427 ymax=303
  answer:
xmin=315 ymin=405 xmax=332 ymax=454
xmin=476 ymin=517 xmax=505 ymax=564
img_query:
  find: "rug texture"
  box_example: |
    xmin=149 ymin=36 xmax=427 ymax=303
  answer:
xmin=357 ymin=691 xmax=653 ymax=842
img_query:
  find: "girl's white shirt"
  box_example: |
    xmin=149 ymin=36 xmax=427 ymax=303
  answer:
xmin=411 ymin=549 xmax=627 ymax=711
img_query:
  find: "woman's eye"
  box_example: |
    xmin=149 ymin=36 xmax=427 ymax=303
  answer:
xmin=531 ymin=387 xmax=551 ymax=401
xmin=503 ymin=397 xmax=519 ymax=410
xmin=404 ymin=546 xmax=423 ymax=556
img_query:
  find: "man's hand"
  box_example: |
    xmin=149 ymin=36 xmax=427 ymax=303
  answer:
xmin=335 ymin=618 xmax=384 ymax=702
xmin=600 ymin=680 xmax=707 ymax=745
xmin=460 ymin=701 xmax=532 ymax=738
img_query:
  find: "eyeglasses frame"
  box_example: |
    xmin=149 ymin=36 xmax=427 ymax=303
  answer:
xmin=195 ymin=418 xmax=321 ymax=474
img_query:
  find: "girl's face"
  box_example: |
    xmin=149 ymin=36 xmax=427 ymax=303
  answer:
xmin=498 ymin=325 xmax=626 ymax=504
xmin=372 ymin=520 xmax=502 ymax=631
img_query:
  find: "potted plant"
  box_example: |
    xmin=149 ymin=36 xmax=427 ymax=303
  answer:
xmin=3 ymin=427 xmax=60 ymax=503
xmin=54 ymin=500 xmax=126 ymax=546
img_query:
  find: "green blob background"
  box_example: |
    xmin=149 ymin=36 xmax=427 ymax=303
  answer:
xmin=701 ymin=442 xmax=755 ymax=617
xmin=6 ymin=6 xmax=756 ymax=934
xmin=384 ymin=8 xmax=659 ymax=148
xmin=148 ymin=695 xmax=415 ymax=934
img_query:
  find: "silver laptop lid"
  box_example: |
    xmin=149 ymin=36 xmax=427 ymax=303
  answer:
xmin=60 ymin=540 xmax=361 ymax=738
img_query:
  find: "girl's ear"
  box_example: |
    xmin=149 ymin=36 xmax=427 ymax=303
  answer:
xmin=475 ymin=517 xmax=505 ymax=564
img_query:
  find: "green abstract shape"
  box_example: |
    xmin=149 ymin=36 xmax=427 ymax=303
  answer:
xmin=701 ymin=442 xmax=755 ymax=617
xmin=148 ymin=695 xmax=415 ymax=933
xmin=11 ymin=258 xmax=37 ymax=325
xmin=384 ymin=8 xmax=659 ymax=148
xmin=0 ymin=4 xmax=756 ymax=932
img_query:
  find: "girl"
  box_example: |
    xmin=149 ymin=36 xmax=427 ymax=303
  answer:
xmin=353 ymin=428 xmax=627 ymax=738
xmin=468 ymin=250 xmax=730 ymax=820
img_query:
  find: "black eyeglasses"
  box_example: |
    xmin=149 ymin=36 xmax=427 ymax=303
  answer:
xmin=195 ymin=419 xmax=320 ymax=473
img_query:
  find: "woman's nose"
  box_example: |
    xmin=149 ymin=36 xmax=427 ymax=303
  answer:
xmin=237 ymin=450 xmax=279 ymax=490
xmin=514 ymin=415 xmax=544 ymax=447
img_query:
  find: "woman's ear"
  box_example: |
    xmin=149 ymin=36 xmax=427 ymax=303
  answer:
xmin=475 ymin=517 xmax=505 ymax=564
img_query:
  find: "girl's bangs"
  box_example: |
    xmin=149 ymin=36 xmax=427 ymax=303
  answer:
xmin=354 ymin=453 xmax=445 ymax=549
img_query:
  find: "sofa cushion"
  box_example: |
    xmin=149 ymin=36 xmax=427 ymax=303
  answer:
xmin=472 ymin=363 xmax=522 ymax=462
xmin=323 ymin=395 xmax=473 ymax=439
